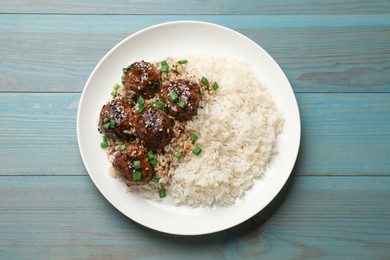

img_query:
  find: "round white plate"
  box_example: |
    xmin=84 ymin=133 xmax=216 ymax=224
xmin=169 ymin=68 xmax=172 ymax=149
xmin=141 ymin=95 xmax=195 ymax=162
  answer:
xmin=77 ymin=21 xmax=300 ymax=235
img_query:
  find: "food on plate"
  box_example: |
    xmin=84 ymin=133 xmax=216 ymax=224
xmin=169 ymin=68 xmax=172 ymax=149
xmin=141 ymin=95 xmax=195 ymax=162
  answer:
xmin=122 ymin=60 xmax=160 ymax=99
xmin=112 ymin=143 xmax=154 ymax=186
xmin=98 ymin=99 xmax=136 ymax=141
xmin=134 ymin=106 xmax=174 ymax=149
xmin=161 ymin=79 xmax=202 ymax=121
xmin=98 ymin=55 xmax=284 ymax=207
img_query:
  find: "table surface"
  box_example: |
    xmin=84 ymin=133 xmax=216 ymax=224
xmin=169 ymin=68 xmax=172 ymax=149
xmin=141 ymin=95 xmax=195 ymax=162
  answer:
xmin=1 ymin=1 xmax=390 ymax=259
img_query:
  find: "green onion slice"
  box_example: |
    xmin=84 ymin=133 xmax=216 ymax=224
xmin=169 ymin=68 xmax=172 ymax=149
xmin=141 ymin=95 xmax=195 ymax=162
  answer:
xmin=168 ymin=91 xmax=179 ymax=102
xmin=149 ymin=159 xmax=157 ymax=167
xmin=122 ymin=67 xmax=127 ymax=73
xmin=151 ymin=176 xmax=160 ymax=183
xmin=137 ymin=95 xmax=145 ymax=105
xmin=103 ymin=122 xmax=110 ymax=129
xmin=133 ymin=171 xmax=142 ymax=181
xmin=193 ymin=146 xmax=202 ymax=155
xmin=175 ymin=152 xmax=183 ymax=159
xmin=177 ymin=100 xmax=186 ymax=108
xmin=111 ymin=90 xmax=117 ymax=97
xmin=139 ymin=103 xmax=144 ymax=113
xmin=103 ymin=117 xmax=109 ymax=123
xmin=113 ymin=83 xmax=120 ymax=90
xmin=155 ymin=102 xmax=165 ymax=110
xmin=120 ymin=144 xmax=126 ymax=151
xmin=212 ymin=82 xmax=219 ymax=91
xmin=109 ymin=119 xmax=116 ymax=128
xmin=160 ymin=60 xmax=169 ymax=72
xmin=159 ymin=188 xmax=166 ymax=198
xmin=200 ymin=76 xmax=209 ymax=86
xmin=190 ymin=134 xmax=198 ymax=143
xmin=101 ymin=136 xmax=108 ymax=147
xmin=147 ymin=151 xmax=155 ymax=160
xmin=133 ymin=160 xmax=141 ymax=170
xmin=178 ymin=60 xmax=188 ymax=64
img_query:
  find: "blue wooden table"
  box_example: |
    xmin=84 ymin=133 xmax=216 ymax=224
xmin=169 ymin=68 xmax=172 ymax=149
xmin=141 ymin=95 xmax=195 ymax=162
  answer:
xmin=1 ymin=1 xmax=390 ymax=259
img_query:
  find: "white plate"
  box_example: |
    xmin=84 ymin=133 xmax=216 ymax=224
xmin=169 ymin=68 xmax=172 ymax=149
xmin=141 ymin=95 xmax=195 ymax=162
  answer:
xmin=77 ymin=21 xmax=300 ymax=235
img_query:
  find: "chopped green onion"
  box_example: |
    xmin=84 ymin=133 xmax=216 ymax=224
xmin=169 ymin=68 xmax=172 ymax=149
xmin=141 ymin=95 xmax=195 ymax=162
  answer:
xmin=200 ymin=76 xmax=209 ymax=86
xmin=151 ymin=176 xmax=160 ymax=183
xmin=113 ymin=83 xmax=120 ymax=90
xmin=193 ymin=146 xmax=202 ymax=155
xmin=109 ymin=119 xmax=116 ymax=128
xmin=177 ymin=100 xmax=186 ymax=108
xmin=133 ymin=160 xmax=141 ymax=170
xmin=160 ymin=60 xmax=169 ymax=72
xmin=137 ymin=95 xmax=145 ymax=105
xmin=168 ymin=91 xmax=179 ymax=102
xmin=103 ymin=122 xmax=110 ymax=129
xmin=120 ymin=144 xmax=126 ymax=151
xmin=172 ymin=69 xmax=179 ymax=74
xmin=111 ymin=90 xmax=117 ymax=96
xmin=149 ymin=159 xmax=157 ymax=167
xmin=147 ymin=151 xmax=155 ymax=160
xmin=127 ymin=64 xmax=133 ymax=70
xmin=175 ymin=152 xmax=183 ymax=159
xmin=100 ymin=136 xmax=108 ymax=149
xmin=103 ymin=117 xmax=109 ymax=123
xmin=133 ymin=171 xmax=142 ymax=181
xmin=212 ymin=82 xmax=219 ymax=91
xmin=122 ymin=67 xmax=128 ymax=73
xmin=190 ymin=134 xmax=198 ymax=143
xmin=155 ymin=101 xmax=165 ymax=110
xmin=159 ymin=188 xmax=166 ymax=198
xmin=178 ymin=60 xmax=188 ymax=64
xmin=139 ymin=103 xmax=144 ymax=113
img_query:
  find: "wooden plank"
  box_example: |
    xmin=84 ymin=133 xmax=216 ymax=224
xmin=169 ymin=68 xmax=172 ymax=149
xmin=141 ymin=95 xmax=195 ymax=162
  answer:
xmin=1 ymin=0 xmax=389 ymax=15
xmin=0 ymin=14 xmax=389 ymax=92
xmin=0 ymin=94 xmax=85 ymax=175
xmin=0 ymin=93 xmax=389 ymax=176
xmin=0 ymin=175 xmax=389 ymax=259
xmin=295 ymin=93 xmax=390 ymax=175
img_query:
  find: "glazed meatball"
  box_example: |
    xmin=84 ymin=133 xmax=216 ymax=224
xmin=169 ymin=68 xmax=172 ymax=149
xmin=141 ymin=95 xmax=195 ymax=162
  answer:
xmin=135 ymin=106 xmax=173 ymax=149
xmin=113 ymin=143 xmax=154 ymax=186
xmin=99 ymin=99 xmax=136 ymax=141
xmin=123 ymin=60 xmax=160 ymax=99
xmin=161 ymin=79 xmax=201 ymax=121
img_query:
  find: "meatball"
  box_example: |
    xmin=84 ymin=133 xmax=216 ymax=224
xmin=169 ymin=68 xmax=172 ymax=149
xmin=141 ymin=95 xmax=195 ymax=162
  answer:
xmin=161 ymin=79 xmax=201 ymax=121
xmin=122 ymin=60 xmax=160 ymax=99
xmin=99 ymin=99 xmax=136 ymax=141
xmin=113 ymin=143 xmax=154 ymax=186
xmin=135 ymin=106 xmax=173 ymax=149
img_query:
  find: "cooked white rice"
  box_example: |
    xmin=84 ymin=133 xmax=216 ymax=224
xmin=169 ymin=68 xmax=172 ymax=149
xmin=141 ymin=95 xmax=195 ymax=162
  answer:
xmin=122 ymin=54 xmax=284 ymax=207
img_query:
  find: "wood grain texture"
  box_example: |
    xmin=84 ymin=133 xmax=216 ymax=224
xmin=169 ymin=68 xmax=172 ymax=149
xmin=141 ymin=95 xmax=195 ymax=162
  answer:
xmin=1 ymin=0 xmax=389 ymax=14
xmin=0 ymin=93 xmax=389 ymax=176
xmin=0 ymin=175 xmax=389 ymax=259
xmin=1 ymin=14 xmax=389 ymax=92
xmin=2 ymin=1 xmax=390 ymax=258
